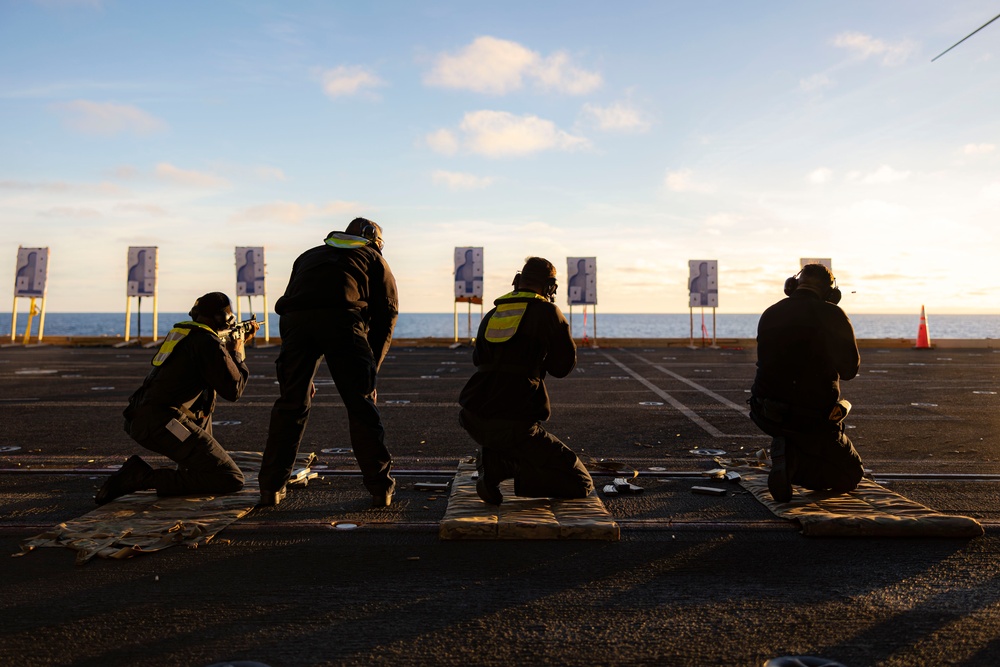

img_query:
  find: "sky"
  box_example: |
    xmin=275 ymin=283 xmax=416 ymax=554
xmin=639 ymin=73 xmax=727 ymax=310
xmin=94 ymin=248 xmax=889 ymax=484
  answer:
xmin=2 ymin=0 xmax=1000 ymax=316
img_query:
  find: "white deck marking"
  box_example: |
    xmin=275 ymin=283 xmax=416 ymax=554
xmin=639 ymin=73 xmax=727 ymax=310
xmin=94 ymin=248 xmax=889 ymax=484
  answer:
xmin=632 ymin=352 xmax=747 ymax=412
xmin=600 ymin=352 xmax=726 ymax=437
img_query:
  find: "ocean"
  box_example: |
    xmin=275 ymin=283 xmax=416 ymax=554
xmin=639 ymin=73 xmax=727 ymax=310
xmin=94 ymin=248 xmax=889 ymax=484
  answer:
xmin=2 ymin=312 xmax=997 ymax=340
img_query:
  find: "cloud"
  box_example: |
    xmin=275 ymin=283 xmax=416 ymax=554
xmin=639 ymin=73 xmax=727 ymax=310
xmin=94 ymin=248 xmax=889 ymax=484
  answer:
xmin=964 ymin=143 xmax=995 ymax=155
xmin=432 ymin=170 xmax=493 ymax=190
xmin=319 ymin=65 xmax=385 ymax=98
xmin=229 ymin=200 xmax=360 ymax=224
xmin=807 ymin=167 xmax=833 ymax=184
xmin=427 ymin=110 xmax=589 ymax=158
xmin=832 ymin=32 xmax=917 ymax=66
xmin=845 ymin=165 xmax=911 ymax=184
xmin=424 ymin=36 xmax=601 ymax=95
xmin=799 ymin=73 xmax=832 ymax=92
xmin=52 ymin=100 xmax=166 ymax=136
xmin=155 ymin=163 xmax=229 ymax=189
xmin=426 ymin=129 xmax=459 ymax=155
xmin=664 ymin=169 xmax=714 ymax=193
xmin=580 ymin=101 xmax=651 ymax=132
xmin=461 ymin=111 xmax=588 ymax=157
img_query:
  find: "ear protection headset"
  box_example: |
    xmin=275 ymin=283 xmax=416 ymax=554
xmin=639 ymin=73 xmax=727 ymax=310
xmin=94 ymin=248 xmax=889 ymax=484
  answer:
xmin=512 ymin=273 xmax=558 ymax=301
xmin=189 ymin=294 xmax=234 ymax=330
xmin=784 ymin=270 xmax=842 ymax=305
xmin=356 ymin=220 xmax=384 ymax=251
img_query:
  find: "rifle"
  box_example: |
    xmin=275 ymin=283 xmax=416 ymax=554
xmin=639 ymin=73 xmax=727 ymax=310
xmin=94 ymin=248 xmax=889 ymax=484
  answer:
xmin=220 ymin=315 xmax=257 ymax=343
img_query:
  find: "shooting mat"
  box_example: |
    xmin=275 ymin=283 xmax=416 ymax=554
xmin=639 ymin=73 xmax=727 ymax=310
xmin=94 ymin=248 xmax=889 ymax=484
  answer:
xmin=739 ymin=469 xmax=984 ymax=538
xmin=16 ymin=451 xmax=317 ymax=564
xmin=440 ymin=461 xmax=619 ymax=540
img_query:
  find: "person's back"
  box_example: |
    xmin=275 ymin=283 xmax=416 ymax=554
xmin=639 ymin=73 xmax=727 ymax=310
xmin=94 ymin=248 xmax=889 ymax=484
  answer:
xmin=459 ymin=290 xmax=575 ymax=422
xmin=753 ymin=290 xmax=859 ymax=412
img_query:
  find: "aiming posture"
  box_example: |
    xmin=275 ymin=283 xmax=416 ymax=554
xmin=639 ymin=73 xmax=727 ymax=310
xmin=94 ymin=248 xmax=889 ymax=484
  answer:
xmin=749 ymin=264 xmax=865 ymax=502
xmin=459 ymin=257 xmax=594 ymax=504
xmin=259 ymin=218 xmax=398 ymax=508
xmin=97 ymin=292 xmax=258 ymax=504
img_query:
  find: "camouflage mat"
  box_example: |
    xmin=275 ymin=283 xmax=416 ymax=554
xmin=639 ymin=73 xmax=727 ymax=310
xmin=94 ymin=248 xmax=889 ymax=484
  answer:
xmin=739 ymin=469 xmax=984 ymax=538
xmin=440 ymin=461 xmax=619 ymax=541
xmin=15 ymin=451 xmax=317 ymax=564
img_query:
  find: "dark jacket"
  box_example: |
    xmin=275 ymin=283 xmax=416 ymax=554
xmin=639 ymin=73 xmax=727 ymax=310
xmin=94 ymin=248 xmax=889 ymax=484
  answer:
xmin=124 ymin=324 xmax=249 ymax=436
xmin=459 ymin=293 xmax=576 ymax=422
xmin=751 ymin=289 xmax=860 ymax=412
xmin=275 ymin=240 xmax=399 ymax=369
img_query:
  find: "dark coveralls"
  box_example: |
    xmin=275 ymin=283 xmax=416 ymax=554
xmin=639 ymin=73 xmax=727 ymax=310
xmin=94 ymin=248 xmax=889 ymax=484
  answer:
xmin=459 ymin=293 xmax=594 ymax=499
xmin=260 ymin=238 xmax=399 ymax=496
xmin=749 ymin=289 xmax=865 ymax=493
xmin=123 ymin=323 xmax=248 ymax=496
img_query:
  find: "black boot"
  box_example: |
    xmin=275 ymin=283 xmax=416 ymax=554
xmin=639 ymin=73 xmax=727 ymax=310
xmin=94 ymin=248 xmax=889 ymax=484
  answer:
xmin=767 ymin=436 xmax=792 ymax=503
xmin=96 ymin=455 xmax=153 ymax=505
xmin=475 ymin=448 xmax=503 ymax=505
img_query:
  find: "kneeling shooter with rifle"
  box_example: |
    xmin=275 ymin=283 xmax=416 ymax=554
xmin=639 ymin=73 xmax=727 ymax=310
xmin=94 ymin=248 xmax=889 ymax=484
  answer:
xmin=96 ymin=292 xmax=260 ymax=504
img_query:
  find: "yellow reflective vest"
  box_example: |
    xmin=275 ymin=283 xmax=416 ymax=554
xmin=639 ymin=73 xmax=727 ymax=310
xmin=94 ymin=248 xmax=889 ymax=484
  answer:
xmin=484 ymin=291 xmax=550 ymax=343
xmin=151 ymin=321 xmax=220 ymax=367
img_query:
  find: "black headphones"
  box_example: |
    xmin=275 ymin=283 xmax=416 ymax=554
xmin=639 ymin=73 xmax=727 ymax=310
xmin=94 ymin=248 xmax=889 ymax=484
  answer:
xmin=357 ymin=221 xmax=384 ymax=251
xmin=190 ymin=293 xmax=234 ymax=330
xmin=784 ymin=271 xmax=842 ymax=305
xmin=512 ymin=273 xmax=558 ymax=301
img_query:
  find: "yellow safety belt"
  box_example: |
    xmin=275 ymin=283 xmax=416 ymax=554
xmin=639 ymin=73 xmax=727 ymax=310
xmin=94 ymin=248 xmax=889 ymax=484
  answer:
xmin=484 ymin=292 xmax=548 ymax=343
xmin=151 ymin=321 xmax=219 ymax=366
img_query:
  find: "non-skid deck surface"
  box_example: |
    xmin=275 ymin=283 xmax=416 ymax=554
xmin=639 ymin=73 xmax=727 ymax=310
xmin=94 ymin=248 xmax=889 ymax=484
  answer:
xmin=739 ymin=469 xmax=984 ymax=538
xmin=440 ymin=461 xmax=619 ymax=540
xmin=16 ymin=451 xmax=316 ymax=563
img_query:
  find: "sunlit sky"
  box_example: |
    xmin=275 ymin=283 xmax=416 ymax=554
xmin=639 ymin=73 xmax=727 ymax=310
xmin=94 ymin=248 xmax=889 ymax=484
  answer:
xmin=2 ymin=1 xmax=999 ymax=315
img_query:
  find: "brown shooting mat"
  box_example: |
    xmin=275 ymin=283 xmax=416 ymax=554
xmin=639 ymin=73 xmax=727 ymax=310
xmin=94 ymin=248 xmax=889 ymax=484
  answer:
xmin=440 ymin=461 xmax=619 ymax=540
xmin=739 ymin=469 xmax=984 ymax=538
xmin=15 ymin=451 xmax=317 ymax=564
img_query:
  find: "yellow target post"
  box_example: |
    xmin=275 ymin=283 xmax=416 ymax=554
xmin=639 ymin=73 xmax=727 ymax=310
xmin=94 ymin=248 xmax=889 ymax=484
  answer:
xmin=9 ymin=247 xmax=50 ymax=346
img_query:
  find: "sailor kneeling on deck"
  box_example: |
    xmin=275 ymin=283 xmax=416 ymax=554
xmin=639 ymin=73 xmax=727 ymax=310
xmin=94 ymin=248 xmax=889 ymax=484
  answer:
xmin=458 ymin=257 xmax=594 ymax=505
xmin=96 ymin=292 xmax=258 ymax=505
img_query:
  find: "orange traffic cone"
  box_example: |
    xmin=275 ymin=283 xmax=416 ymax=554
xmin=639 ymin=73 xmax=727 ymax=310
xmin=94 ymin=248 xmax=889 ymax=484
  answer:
xmin=915 ymin=305 xmax=932 ymax=349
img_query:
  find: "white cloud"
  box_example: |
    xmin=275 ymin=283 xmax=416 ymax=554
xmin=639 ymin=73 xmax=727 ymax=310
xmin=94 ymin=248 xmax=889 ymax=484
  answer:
xmin=964 ymin=143 xmax=996 ymax=155
xmin=460 ymin=110 xmax=588 ymax=157
xmin=807 ymin=167 xmax=833 ymax=184
xmin=846 ymin=165 xmax=911 ymax=184
xmin=664 ymin=169 xmax=714 ymax=193
xmin=320 ymin=65 xmax=385 ymax=98
xmin=799 ymin=73 xmax=832 ymax=92
xmin=53 ymin=100 xmax=165 ymax=136
xmin=424 ymin=36 xmax=601 ymax=95
xmin=426 ymin=128 xmax=459 ymax=155
xmin=530 ymin=52 xmax=603 ymax=94
xmin=832 ymin=32 xmax=917 ymax=66
xmin=155 ymin=163 xmax=229 ymax=189
xmin=432 ymin=170 xmax=493 ymax=190
xmin=580 ymin=101 xmax=650 ymax=132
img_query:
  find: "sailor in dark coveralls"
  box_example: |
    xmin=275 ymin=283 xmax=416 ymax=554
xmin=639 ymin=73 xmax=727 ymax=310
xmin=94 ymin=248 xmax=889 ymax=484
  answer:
xmin=258 ymin=218 xmax=399 ymax=508
xmin=97 ymin=292 xmax=258 ymax=504
xmin=749 ymin=263 xmax=865 ymax=503
xmin=459 ymin=256 xmax=594 ymax=505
